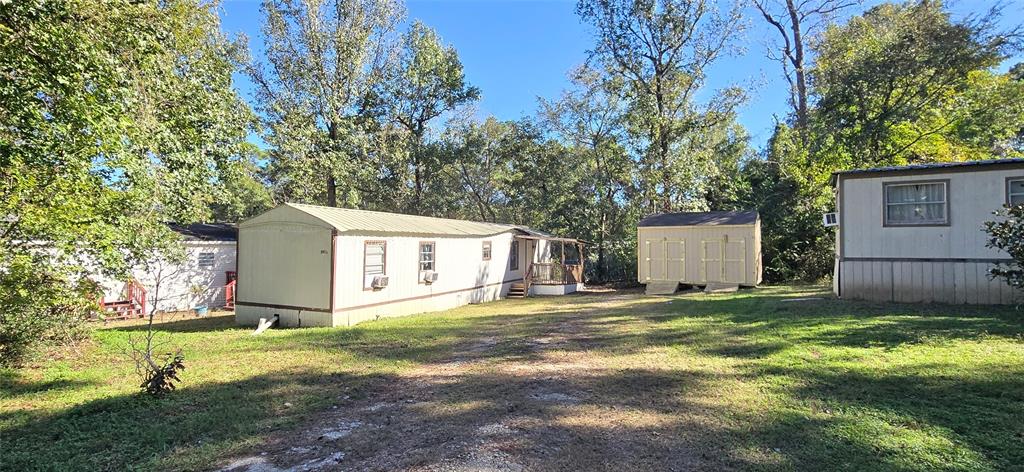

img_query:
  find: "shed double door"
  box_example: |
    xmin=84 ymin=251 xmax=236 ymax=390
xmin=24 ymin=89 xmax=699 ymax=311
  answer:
xmin=644 ymin=238 xmax=685 ymax=282
xmin=702 ymin=237 xmax=746 ymax=283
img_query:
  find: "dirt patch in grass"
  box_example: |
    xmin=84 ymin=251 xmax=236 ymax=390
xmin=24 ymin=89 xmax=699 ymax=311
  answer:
xmin=6 ymin=286 xmax=1024 ymax=471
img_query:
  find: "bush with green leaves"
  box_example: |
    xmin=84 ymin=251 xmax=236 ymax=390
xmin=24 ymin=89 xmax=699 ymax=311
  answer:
xmin=984 ymin=205 xmax=1024 ymax=292
xmin=0 ymin=255 xmax=96 ymax=366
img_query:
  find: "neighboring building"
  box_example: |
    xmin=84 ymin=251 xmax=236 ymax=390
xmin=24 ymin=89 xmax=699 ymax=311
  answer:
xmin=96 ymin=223 xmax=237 ymax=315
xmin=637 ymin=211 xmax=762 ymax=288
xmin=832 ymin=158 xmax=1024 ymax=304
xmin=235 ymin=203 xmax=586 ymax=328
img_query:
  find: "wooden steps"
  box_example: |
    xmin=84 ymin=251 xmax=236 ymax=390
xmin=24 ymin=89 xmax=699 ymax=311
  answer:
xmin=101 ymin=300 xmax=145 ymax=319
xmin=97 ymin=278 xmax=147 ymax=320
xmin=508 ymin=282 xmax=528 ymax=299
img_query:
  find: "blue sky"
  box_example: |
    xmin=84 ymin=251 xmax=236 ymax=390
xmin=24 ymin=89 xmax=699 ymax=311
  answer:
xmin=219 ymin=0 xmax=1024 ymax=149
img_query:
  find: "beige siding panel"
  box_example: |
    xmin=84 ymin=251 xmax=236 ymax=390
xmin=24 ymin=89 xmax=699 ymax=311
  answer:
xmin=843 ymin=259 xmax=1023 ymax=305
xmin=637 ymin=223 xmax=761 ymax=286
xmin=953 ymin=263 xmax=967 ymax=304
xmin=938 ymin=263 xmax=955 ymax=304
xmin=238 ymin=223 xmax=331 ymax=310
xmin=841 ymin=168 xmax=1024 ymax=260
xmin=332 ymin=232 xmax=524 ymax=326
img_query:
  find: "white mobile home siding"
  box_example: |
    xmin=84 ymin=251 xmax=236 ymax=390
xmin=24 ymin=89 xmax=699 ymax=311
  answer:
xmin=235 ymin=204 xmax=530 ymax=327
xmin=94 ymin=241 xmax=236 ymax=312
xmin=331 ymin=232 xmax=523 ymax=326
xmin=836 ymin=165 xmax=1024 ymax=304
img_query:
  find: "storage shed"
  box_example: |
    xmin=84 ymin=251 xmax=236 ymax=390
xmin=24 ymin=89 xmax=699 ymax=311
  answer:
xmin=637 ymin=211 xmax=762 ymax=287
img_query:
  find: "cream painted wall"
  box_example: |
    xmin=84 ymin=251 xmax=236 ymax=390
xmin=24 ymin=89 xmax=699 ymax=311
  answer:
xmin=331 ymin=232 xmax=524 ymax=326
xmin=836 ymin=167 xmax=1023 ymax=304
xmin=637 ymin=224 xmax=762 ymax=286
xmin=236 ymin=222 xmax=332 ymax=311
xmin=840 ymin=168 xmax=1023 ymax=259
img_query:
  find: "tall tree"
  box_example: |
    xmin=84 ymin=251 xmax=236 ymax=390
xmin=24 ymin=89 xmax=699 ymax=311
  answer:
xmin=577 ymin=0 xmax=745 ymax=213
xmin=540 ymin=66 xmax=633 ymax=281
xmin=752 ymin=0 xmax=857 ymax=134
xmin=1 ymin=0 xmax=254 ymax=364
xmin=248 ymin=0 xmax=403 ymax=207
xmin=374 ymin=21 xmax=480 ymax=213
xmin=810 ymin=1 xmax=1019 ymax=167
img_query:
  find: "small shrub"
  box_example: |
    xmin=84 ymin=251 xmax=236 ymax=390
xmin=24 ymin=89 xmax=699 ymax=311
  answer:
xmin=983 ymin=204 xmax=1024 ymax=292
xmin=137 ymin=349 xmax=186 ymax=395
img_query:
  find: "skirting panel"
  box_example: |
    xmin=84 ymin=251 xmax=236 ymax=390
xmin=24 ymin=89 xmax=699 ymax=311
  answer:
xmin=839 ymin=260 xmax=1021 ymax=305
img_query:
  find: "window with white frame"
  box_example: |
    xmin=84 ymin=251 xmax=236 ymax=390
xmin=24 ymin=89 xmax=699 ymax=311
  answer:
xmin=482 ymin=241 xmax=492 ymax=261
xmin=509 ymin=241 xmax=519 ymax=271
xmin=197 ymin=252 xmax=215 ymax=268
xmin=364 ymin=241 xmax=386 ymax=289
xmin=1009 ymin=178 xmax=1024 ymax=206
xmin=419 ymin=242 xmax=435 ymax=272
xmin=884 ymin=181 xmax=948 ymax=226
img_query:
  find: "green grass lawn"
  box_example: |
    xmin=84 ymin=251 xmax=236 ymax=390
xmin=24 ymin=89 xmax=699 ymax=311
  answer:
xmin=2 ymin=286 xmax=1022 ymax=471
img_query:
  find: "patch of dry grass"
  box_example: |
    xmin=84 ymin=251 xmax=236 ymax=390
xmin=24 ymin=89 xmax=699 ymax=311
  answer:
xmin=2 ymin=286 xmax=1023 ymax=471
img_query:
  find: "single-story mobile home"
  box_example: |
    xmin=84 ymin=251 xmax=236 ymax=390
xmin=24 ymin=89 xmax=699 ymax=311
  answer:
xmin=235 ymin=203 xmax=585 ymax=327
xmin=637 ymin=211 xmax=762 ymax=289
xmin=832 ymin=158 xmax=1024 ymax=304
xmin=96 ymin=223 xmax=237 ymax=316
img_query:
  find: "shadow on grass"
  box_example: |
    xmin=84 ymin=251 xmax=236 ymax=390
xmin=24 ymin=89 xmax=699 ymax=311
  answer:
xmin=108 ymin=314 xmax=239 ymax=334
xmin=0 ymin=370 xmax=98 ymax=399
xmin=1 ymin=369 xmax=396 ymax=471
xmin=5 ymin=288 xmax=1023 ymax=471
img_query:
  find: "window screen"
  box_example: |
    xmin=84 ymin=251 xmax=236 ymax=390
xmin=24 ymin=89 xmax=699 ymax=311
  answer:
xmin=197 ymin=252 xmax=215 ymax=268
xmin=364 ymin=241 xmax=386 ymax=288
xmin=482 ymin=241 xmax=492 ymax=261
xmin=1009 ymin=178 xmax=1024 ymax=206
xmin=419 ymin=242 xmax=435 ymax=272
xmin=884 ymin=182 xmax=947 ymax=225
xmin=509 ymin=241 xmax=519 ymax=270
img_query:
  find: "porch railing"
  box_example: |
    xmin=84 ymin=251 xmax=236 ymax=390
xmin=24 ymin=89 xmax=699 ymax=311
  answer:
xmin=225 ymin=280 xmax=236 ymax=310
xmin=528 ymin=262 xmax=583 ymax=285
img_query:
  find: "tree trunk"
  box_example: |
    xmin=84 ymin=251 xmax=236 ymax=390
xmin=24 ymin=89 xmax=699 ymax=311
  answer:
xmin=327 ymin=121 xmax=341 ymax=207
xmin=786 ymin=0 xmax=809 ymax=135
xmin=326 ymin=176 xmax=337 ymax=207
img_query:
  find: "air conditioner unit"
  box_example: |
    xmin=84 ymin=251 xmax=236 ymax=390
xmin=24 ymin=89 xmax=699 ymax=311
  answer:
xmin=422 ymin=271 xmax=438 ymax=283
xmin=371 ymin=275 xmax=389 ymax=289
xmin=823 ymin=212 xmax=839 ymax=227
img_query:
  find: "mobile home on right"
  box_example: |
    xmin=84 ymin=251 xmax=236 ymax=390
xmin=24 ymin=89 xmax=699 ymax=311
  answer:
xmin=832 ymin=158 xmax=1024 ymax=304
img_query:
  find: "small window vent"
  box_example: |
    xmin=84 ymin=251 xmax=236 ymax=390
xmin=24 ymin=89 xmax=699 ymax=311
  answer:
xmin=198 ymin=252 xmax=215 ymax=268
xmin=823 ymin=212 xmax=839 ymax=227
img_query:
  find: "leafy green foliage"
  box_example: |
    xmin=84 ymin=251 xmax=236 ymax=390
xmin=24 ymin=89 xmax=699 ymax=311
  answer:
xmin=249 ymin=0 xmax=403 ymax=207
xmin=577 ymin=0 xmax=746 ymax=213
xmin=984 ymin=205 xmax=1024 ymax=292
xmin=738 ymin=125 xmax=834 ymax=282
xmin=811 ymin=1 xmax=1020 ymax=168
xmin=1 ymin=0 xmax=256 ymax=363
xmin=0 ymin=256 xmax=96 ymax=366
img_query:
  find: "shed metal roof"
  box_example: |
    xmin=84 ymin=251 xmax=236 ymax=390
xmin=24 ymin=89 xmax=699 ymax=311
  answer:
xmin=638 ymin=211 xmax=759 ymax=227
xmin=831 ymin=158 xmax=1024 ymax=181
xmin=263 ymin=203 xmax=563 ymax=239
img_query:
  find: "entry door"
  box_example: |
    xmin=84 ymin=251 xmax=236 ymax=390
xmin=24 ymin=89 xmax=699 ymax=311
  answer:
xmin=643 ymin=239 xmax=685 ymax=282
xmin=702 ymin=238 xmax=746 ymax=283
xmin=701 ymin=240 xmax=723 ymax=282
xmin=723 ymin=240 xmax=746 ymax=283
